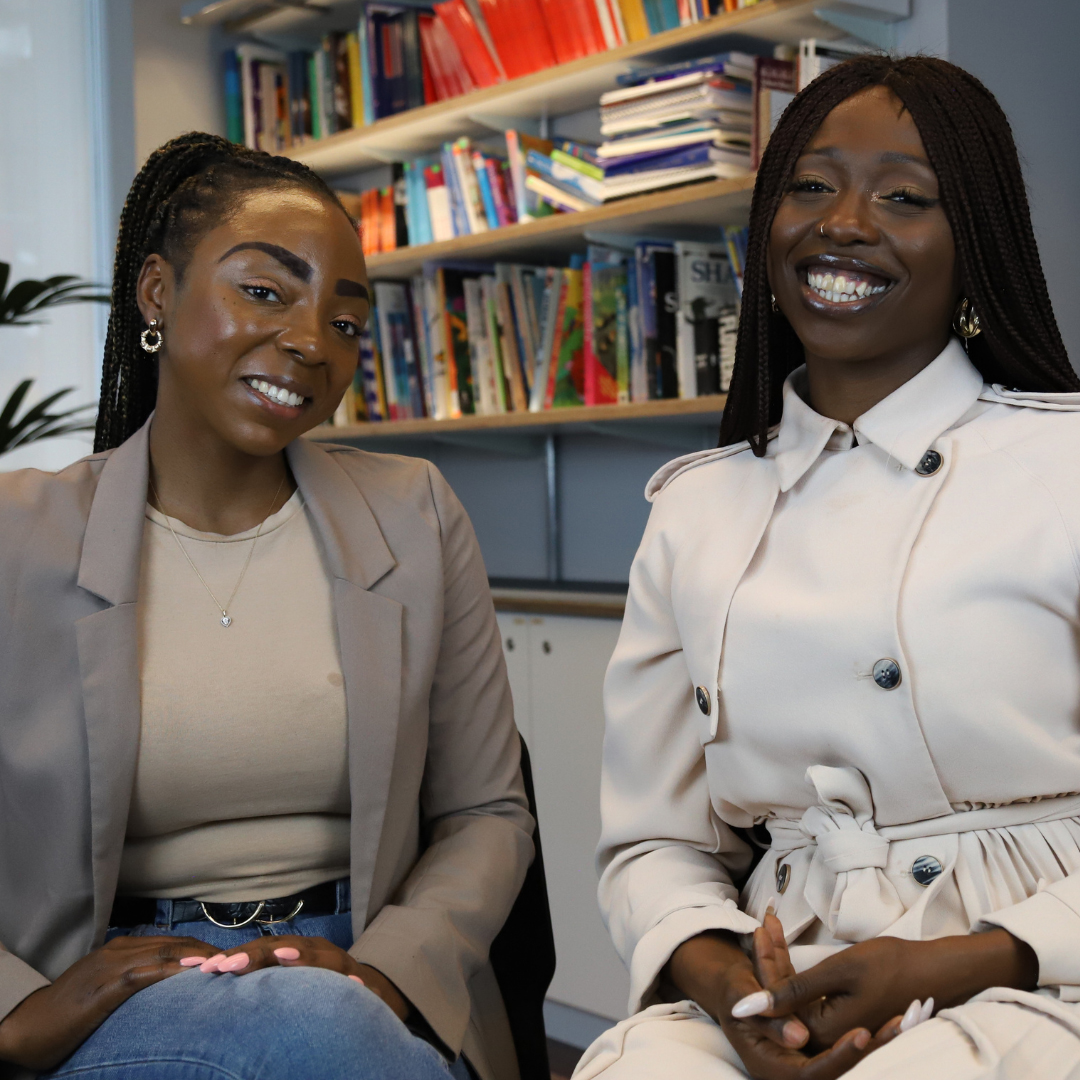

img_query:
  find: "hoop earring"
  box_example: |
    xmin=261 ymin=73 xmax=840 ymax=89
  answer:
xmin=140 ymin=319 xmax=163 ymax=354
xmin=952 ymin=298 xmax=981 ymax=339
xmin=771 ymin=293 xmax=780 ymax=314
xmin=819 ymin=222 xmax=826 ymax=237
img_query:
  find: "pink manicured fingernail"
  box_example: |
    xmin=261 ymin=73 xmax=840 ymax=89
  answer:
xmin=179 ymin=956 xmax=207 ymax=967
xmin=783 ymin=1020 xmax=808 ymax=1047
xmin=853 ymin=1029 xmax=871 ymax=1050
xmin=218 ymin=952 xmax=250 ymax=972
xmin=273 ymin=947 xmax=301 ymax=961
xmin=348 ymin=975 xmax=365 ymax=984
xmin=919 ymin=998 xmax=934 ymax=1024
xmin=200 ymin=953 xmax=226 ymax=973
xmin=731 ymin=990 xmax=772 ymax=1018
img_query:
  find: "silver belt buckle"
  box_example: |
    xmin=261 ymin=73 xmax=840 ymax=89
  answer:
xmin=199 ymin=898 xmax=305 ymax=928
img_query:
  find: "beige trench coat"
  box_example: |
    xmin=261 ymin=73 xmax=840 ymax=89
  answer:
xmin=583 ymin=341 xmax=1080 ymax=1077
xmin=0 ymin=419 xmax=533 ymax=1080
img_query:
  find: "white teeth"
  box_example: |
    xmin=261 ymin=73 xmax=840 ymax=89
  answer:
xmin=246 ymin=378 xmax=304 ymax=408
xmin=806 ymin=269 xmax=887 ymax=304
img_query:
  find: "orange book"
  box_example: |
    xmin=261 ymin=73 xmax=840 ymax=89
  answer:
xmin=617 ymin=0 xmax=650 ymax=40
xmin=378 ymin=187 xmax=396 ymax=252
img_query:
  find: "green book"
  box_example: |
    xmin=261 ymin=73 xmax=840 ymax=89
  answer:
xmin=551 ymin=149 xmax=603 ymax=181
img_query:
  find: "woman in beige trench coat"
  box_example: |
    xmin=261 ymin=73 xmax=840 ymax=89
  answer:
xmin=577 ymin=57 xmax=1080 ymax=1080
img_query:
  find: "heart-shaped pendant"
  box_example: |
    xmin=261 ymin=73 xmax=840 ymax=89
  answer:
xmin=220 ymin=614 xmax=233 ymax=628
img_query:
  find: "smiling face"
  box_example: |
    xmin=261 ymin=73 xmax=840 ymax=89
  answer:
xmin=137 ymin=185 xmax=369 ymax=458
xmin=768 ymin=84 xmax=958 ymax=384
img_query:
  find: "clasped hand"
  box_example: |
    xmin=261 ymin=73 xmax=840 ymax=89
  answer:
xmin=0 ymin=934 xmax=410 ymax=1071
xmin=666 ymin=906 xmax=1039 ymax=1080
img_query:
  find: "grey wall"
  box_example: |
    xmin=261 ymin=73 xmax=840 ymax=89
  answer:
xmin=947 ymin=0 xmax=1080 ymax=366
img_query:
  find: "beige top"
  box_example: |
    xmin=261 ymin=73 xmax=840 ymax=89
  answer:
xmin=119 ymin=489 xmax=350 ymax=902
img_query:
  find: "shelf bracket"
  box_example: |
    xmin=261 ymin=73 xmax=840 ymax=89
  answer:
xmin=580 ymin=422 xmax=717 ymax=451
xmin=545 ymin=434 xmax=560 ymax=582
xmin=428 ymin=432 xmax=544 ymax=457
xmin=467 ymin=113 xmax=542 ymax=137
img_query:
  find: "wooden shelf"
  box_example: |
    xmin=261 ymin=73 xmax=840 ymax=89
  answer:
xmin=363 ymin=175 xmax=755 ymax=278
xmin=281 ymin=0 xmax=845 ymax=177
xmin=308 ymin=395 xmax=726 ymax=441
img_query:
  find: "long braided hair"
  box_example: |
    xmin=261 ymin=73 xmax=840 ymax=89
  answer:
xmin=719 ymin=55 xmax=1079 ymax=455
xmin=95 ymin=132 xmax=352 ymax=452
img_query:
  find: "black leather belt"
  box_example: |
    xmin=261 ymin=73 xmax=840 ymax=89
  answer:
xmin=110 ymin=879 xmax=343 ymax=930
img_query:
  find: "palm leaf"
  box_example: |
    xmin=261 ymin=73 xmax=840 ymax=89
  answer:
xmin=0 ymin=381 xmax=97 ymax=455
xmin=0 ymin=266 xmax=110 ymax=325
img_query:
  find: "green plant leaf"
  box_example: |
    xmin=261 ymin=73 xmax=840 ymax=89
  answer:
xmin=0 ymin=381 xmax=97 ymax=455
xmin=0 ymin=270 xmax=110 ymax=325
xmin=0 ymin=263 xmax=9 ymax=302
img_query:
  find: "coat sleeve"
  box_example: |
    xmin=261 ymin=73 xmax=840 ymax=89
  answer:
xmin=0 ymin=944 xmax=50 ymax=1023
xmin=348 ymin=463 xmax=534 ymax=1056
xmin=598 ymin=493 xmax=758 ymax=1015
xmin=977 ymin=877 xmax=1080 ymax=989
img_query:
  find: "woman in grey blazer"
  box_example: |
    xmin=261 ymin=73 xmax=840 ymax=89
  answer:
xmin=0 ymin=133 xmax=533 ymax=1080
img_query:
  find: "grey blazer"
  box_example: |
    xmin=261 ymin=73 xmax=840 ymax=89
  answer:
xmin=0 ymin=420 xmax=533 ymax=1080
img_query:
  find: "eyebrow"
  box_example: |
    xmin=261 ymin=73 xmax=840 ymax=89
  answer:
xmin=336 ymin=279 xmax=370 ymax=300
xmin=802 ymin=146 xmax=931 ymax=168
xmin=218 ymin=242 xmax=312 ymax=282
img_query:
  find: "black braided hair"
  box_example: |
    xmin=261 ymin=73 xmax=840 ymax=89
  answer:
xmin=95 ymin=132 xmax=354 ymax=452
xmin=719 ymin=55 xmax=1079 ymax=456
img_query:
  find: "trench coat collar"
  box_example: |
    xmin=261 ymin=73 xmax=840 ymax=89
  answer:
xmin=77 ymin=419 xmax=396 ymax=604
xmin=773 ymin=338 xmax=985 ymax=493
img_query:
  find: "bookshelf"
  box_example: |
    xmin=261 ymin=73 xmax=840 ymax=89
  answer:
xmin=363 ymin=176 xmax=755 ymax=279
xmin=271 ymin=0 xmax=846 ymax=176
xmin=309 ymin=393 xmax=726 ymax=440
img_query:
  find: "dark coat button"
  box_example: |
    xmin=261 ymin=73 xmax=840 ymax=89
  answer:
xmin=695 ymin=686 xmax=711 ymax=715
xmin=911 ymin=855 xmax=943 ymax=886
xmin=915 ymin=450 xmax=943 ymax=476
xmin=776 ymin=862 xmax=790 ymax=894
xmin=872 ymin=658 xmax=902 ymax=689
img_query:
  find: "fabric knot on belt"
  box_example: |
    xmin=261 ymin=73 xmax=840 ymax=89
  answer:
xmin=776 ymin=764 xmax=906 ymax=941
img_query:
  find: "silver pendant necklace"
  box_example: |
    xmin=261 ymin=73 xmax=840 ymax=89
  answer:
xmin=149 ymin=472 xmax=288 ymax=628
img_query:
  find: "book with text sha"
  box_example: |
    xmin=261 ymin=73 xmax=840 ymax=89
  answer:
xmin=675 ymin=241 xmax=738 ymax=397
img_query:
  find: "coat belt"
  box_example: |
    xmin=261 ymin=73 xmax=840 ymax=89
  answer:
xmin=759 ymin=767 xmax=1080 ymax=942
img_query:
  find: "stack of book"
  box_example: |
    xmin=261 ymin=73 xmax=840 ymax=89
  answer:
xmin=597 ymin=53 xmax=755 ymax=197
xmin=330 ymin=227 xmax=748 ymax=426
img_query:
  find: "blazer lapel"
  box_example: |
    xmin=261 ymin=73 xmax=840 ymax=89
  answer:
xmin=75 ymin=419 xmax=152 ymax=943
xmin=287 ymin=439 xmax=400 ymax=927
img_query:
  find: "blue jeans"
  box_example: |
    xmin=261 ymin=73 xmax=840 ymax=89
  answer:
xmin=42 ymin=910 xmax=470 ymax=1079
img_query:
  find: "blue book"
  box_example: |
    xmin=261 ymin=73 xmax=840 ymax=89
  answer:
xmin=604 ymin=142 xmax=714 ymax=177
xmin=357 ymin=7 xmax=376 ymax=126
xmin=525 ymin=149 xmax=601 ymax=203
xmin=403 ymin=160 xmax=433 ymax=246
xmin=658 ymin=0 xmax=680 ymax=29
xmin=224 ymin=51 xmax=243 ymax=144
xmin=641 ymin=0 xmax=664 ymax=34
xmin=473 ymin=155 xmax=500 ymax=230
xmin=616 ymin=51 xmax=755 ymax=88
xmin=440 ymin=144 xmax=470 ymax=237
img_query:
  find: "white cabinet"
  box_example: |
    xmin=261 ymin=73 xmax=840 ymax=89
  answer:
xmin=497 ymin=612 xmax=631 ymax=1024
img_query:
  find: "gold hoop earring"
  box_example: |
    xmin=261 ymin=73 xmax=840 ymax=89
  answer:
xmin=140 ymin=319 xmax=163 ymax=354
xmin=952 ymin=298 xmax=981 ymax=339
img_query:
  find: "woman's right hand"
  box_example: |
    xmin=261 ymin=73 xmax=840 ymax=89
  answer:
xmin=665 ymin=928 xmax=896 ymax=1080
xmin=0 ymin=936 xmax=216 ymax=1070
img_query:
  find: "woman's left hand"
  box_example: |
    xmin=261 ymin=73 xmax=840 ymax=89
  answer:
xmin=186 ymin=936 xmax=411 ymax=1021
xmin=739 ymin=928 xmax=1039 ymax=1049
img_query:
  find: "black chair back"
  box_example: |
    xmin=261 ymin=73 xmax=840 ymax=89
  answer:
xmin=489 ymin=736 xmax=558 ymax=1080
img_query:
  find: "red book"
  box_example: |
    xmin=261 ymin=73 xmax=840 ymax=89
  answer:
xmin=475 ymin=0 xmax=530 ymax=79
xmin=511 ymin=0 xmax=558 ymax=73
xmin=535 ymin=0 xmax=586 ymax=62
xmin=424 ymin=13 xmax=476 ymax=98
xmin=434 ymin=1 xmax=502 ymax=87
xmin=417 ymin=14 xmax=439 ymax=102
xmin=576 ymin=0 xmax=608 ymax=55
